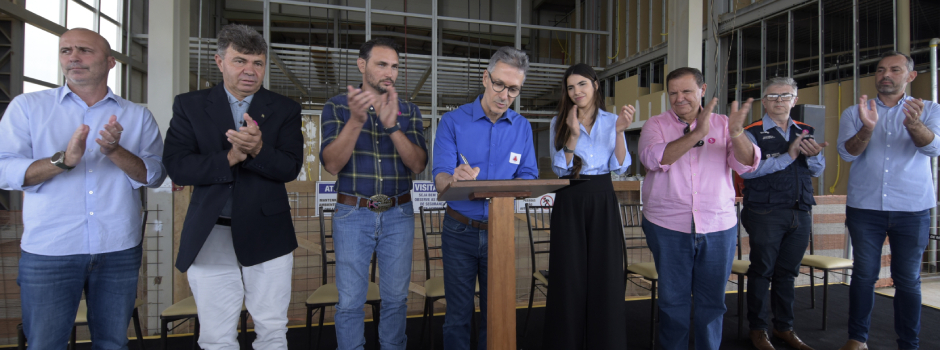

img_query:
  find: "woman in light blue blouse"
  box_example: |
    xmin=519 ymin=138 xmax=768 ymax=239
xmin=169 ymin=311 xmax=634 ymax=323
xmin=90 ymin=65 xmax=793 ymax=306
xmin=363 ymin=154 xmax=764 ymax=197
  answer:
xmin=541 ymin=63 xmax=634 ymax=349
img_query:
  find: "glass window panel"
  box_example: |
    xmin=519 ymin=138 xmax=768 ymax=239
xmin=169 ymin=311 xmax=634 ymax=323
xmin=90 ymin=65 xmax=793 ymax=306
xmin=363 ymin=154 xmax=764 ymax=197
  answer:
xmin=99 ymin=0 xmax=121 ymax=23
xmin=67 ymin=0 xmax=94 ymax=30
xmin=24 ymin=24 xmax=61 ymax=85
xmin=24 ymin=81 xmax=55 ymax=94
xmin=26 ymin=0 xmax=62 ymax=25
xmin=108 ymin=62 xmax=121 ymax=97
xmin=99 ymin=20 xmax=121 ymax=52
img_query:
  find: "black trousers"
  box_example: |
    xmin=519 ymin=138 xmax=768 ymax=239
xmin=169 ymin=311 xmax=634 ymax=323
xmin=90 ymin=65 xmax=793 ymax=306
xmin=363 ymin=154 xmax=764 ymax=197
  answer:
xmin=542 ymin=173 xmax=627 ymax=350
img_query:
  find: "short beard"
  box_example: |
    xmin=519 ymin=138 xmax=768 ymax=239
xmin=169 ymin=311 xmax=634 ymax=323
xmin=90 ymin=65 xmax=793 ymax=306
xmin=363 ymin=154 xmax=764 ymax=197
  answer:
xmin=876 ymin=84 xmax=900 ymax=95
xmin=370 ymin=81 xmax=388 ymax=94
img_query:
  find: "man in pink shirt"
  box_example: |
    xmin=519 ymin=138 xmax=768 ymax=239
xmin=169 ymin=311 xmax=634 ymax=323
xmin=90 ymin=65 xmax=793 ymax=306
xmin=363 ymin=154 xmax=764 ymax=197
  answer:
xmin=638 ymin=67 xmax=760 ymax=350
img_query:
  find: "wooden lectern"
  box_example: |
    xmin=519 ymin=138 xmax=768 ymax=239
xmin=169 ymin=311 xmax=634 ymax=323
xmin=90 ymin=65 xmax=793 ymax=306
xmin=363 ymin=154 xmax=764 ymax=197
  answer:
xmin=438 ymin=179 xmax=570 ymax=349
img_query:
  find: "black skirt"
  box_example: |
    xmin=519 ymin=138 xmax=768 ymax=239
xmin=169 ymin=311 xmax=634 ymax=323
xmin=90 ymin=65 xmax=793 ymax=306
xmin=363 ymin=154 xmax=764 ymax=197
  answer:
xmin=542 ymin=173 xmax=627 ymax=349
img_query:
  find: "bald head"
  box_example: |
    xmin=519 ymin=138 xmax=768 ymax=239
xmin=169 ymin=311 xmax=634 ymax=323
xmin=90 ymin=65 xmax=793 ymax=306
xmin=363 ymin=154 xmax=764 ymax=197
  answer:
xmin=61 ymin=28 xmax=112 ymax=56
xmin=59 ymin=28 xmax=116 ymax=90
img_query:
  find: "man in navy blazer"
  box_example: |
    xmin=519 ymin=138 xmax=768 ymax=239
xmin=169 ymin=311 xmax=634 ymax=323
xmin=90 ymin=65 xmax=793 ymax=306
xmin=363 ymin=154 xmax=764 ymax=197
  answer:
xmin=163 ymin=24 xmax=302 ymax=349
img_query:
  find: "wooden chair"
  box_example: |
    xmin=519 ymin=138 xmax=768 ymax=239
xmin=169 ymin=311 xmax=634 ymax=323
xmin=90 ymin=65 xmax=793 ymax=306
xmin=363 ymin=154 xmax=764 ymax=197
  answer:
xmin=800 ymin=211 xmax=853 ymax=330
xmin=621 ymin=204 xmax=659 ymax=350
xmin=731 ymin=202 xmax=751 ymax=339
xmin=160 ymin=296 xmax=249 ymax=350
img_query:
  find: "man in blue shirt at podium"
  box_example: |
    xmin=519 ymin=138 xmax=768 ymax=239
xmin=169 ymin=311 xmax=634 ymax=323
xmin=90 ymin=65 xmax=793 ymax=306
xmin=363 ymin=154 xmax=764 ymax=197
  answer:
xmin=432 ymin=46 xmax=539 ymax=350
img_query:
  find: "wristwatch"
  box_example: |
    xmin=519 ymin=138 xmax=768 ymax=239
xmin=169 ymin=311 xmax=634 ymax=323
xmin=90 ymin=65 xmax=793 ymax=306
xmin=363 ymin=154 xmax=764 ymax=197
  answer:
xmin=563 ymin=145 xmax=575 ymax=154
xmin=51 ymin=151 xmax=74 ymax=170
xmin=384 ymin=122 xmax=401 ymax=134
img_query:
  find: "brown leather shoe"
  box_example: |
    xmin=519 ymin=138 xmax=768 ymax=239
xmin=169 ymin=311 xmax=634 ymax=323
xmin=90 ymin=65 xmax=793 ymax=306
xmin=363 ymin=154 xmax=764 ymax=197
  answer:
xmin=750 ymin=330 xmax=776 ymax=350
xmin=772 ymin=329 xmax=814 ymax=350
xmin=837 ymin=339 xmax=868 ymax=350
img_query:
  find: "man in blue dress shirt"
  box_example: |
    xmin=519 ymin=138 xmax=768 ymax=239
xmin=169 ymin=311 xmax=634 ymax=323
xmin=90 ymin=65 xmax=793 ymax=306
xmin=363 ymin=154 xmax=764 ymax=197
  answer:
xmin=0 ymin=29 xmax=166 ymax=348
xmin=836 ymin=51 xmax=940 ymax=350
xmin=432 ymin=46 xmax=539 ymax=350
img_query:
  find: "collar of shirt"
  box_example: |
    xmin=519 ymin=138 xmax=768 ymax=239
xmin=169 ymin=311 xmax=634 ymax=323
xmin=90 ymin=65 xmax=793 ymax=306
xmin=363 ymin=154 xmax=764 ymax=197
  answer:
xmin=224 ymin=87 xmax=254 ymax=106
xmin=762 ymin=114 xmax=801 ymax=141
xmin=58 ymin=84 xmax=120 ymax=109
xmin=874 ymin=93 xmax=909 ymax=108
xmin=224 ymin=87 xmax=254 ymax=127
xmin=470 ymin=95 xmax=518 ymax=125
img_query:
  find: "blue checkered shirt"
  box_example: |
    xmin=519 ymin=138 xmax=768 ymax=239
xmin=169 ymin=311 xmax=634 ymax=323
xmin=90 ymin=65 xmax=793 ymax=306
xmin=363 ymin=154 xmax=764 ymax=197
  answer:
xmin=319 ymin=93 xmax=427 ymax=198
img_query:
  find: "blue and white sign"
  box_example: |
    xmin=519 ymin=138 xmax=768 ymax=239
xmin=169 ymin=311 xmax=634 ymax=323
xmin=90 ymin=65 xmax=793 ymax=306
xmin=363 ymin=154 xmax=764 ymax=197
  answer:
xmin=315 ymin=181 xmax=337 ymax=216
xmin=412 ymin=180 xmax=445 ymax=210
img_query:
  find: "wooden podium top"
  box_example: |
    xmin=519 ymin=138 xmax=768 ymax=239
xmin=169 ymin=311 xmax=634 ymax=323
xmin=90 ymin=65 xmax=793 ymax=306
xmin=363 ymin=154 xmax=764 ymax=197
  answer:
xmin=436 ymin=179 xmax=570 ymax=201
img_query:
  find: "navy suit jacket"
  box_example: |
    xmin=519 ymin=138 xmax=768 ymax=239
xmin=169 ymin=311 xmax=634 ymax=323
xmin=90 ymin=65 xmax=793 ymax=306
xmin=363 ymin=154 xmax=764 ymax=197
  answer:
xmin=163 ymin=84 xmax=302 ymax=272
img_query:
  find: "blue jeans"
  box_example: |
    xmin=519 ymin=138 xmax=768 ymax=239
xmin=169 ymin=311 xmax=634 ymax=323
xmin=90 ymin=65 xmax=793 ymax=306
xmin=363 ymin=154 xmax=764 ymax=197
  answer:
xmin=18 ymin=243 xmax=142 ymax=350
xmin=332 ymin=201 xmax=414 ymax=350
xmin=440 ymin=214 xmax=487 ymax=350
xmin=741 ymin=207 xmax=812 ymax=332
xmin=845 ymin=206 xmax=929 ymax=350
xmin=642 ymin=219 xmax=736 ymax=350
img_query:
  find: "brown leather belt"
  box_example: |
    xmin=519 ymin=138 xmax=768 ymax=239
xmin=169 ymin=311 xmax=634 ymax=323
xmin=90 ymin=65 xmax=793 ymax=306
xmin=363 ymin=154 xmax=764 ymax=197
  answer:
xmin=446 ymin=207 xmax=489 ymax=230
xmin=337 ymin=193 xmax=411 ymax=212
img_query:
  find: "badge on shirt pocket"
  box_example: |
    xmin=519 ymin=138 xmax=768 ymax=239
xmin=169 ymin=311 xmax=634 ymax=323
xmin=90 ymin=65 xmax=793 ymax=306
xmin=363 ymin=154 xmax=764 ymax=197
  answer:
xmin=509 ymin=152 xmax=521 ymax=164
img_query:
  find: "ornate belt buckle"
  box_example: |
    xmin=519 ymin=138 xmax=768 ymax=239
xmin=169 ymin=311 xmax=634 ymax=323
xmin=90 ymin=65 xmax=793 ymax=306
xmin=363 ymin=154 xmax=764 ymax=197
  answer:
xmin=366 ymin=194 xmax=393 ymax=212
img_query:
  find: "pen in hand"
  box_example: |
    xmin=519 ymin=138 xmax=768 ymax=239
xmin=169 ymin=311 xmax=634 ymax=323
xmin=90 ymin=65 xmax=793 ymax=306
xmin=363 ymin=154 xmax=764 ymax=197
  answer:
xmin=456 ymin=153 xmax=480 ymax=181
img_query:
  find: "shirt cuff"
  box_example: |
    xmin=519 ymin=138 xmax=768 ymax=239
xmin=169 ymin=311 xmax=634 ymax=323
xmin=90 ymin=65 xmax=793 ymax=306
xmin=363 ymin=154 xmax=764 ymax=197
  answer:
xmin=2 ymin=158 xmax=42 ymax=192
xmin=646 ymin=143 xmax=670 ymax=172
xmin=730 ymin=142 xmax=761 ymax=174
xmin=552 ymin=148 xmax=573 ymax=169
xmin=916 ymin=131 xmax=940 ymax=157
xmin=128 ymin=157 xmax=167 ymax=189
xmin=608 ymin=153 xmax=631 ymax=175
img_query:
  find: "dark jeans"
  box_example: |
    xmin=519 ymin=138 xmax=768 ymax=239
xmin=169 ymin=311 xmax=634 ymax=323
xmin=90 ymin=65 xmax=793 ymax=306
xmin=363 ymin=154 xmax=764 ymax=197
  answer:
xmin=741 ymin=207 xmax=812 ymax=332
xmin=18 ymin=244 xmax=142 ymax=350
xmin=440 ymin=214 xmax=487 ymax=350
xmin=845 ymin=206 xmax=929 ymax=350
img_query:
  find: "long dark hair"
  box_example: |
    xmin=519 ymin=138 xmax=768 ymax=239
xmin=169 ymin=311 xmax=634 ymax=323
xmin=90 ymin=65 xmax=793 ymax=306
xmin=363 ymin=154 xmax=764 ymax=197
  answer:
xmin=553 ymin=63 xmax=606 ymax=178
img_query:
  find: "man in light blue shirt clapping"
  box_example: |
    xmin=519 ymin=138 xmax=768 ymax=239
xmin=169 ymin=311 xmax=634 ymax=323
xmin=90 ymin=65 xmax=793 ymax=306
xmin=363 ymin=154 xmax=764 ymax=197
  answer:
xmin=836 ymin=51 xmax=940 ymax=350
xmin=0 ymin=29 xmax=166 ymax=348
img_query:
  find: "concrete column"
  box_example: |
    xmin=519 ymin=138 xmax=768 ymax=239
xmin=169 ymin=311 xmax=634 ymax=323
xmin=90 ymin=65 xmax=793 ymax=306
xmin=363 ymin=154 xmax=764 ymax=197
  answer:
xmin=146 ymin=0 xmax=189 ymax=332
xmin=897 ymin=0 xmax=909 ymax=55
xmin=897 ymin=0 xmax=910 ymax=95
xmin=666 ymin=0 xmax=703 ymax=72
xmin=704 ymin=0 xmax=729 ymax=113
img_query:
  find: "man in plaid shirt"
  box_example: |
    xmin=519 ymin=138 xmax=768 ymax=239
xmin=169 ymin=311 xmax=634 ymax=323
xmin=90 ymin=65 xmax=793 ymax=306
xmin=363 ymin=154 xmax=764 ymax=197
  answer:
xmin=319 ymin=37 xmax=428 ymax=350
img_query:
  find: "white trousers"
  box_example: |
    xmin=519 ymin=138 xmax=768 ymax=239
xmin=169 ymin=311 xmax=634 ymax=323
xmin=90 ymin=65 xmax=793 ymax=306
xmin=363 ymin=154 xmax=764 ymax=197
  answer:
xmin=187 ymin=225 xmax=293 ymax=350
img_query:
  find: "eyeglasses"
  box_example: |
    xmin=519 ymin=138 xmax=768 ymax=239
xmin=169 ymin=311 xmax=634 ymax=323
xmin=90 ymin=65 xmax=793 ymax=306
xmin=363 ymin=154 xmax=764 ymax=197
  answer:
xmin=683 ymin=124 xmax=705 ymax=148
xmin=486 ymin=74 xmax=521 ymax=98
xmin=763 ymin=93 xmax=796 ymax=101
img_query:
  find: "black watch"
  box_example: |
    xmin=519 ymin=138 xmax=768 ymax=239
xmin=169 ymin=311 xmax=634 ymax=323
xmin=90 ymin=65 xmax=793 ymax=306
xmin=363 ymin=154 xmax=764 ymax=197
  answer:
xmin=384 ymin=123 xmax=401 ymax=134
xmin=51 ymin=151 xmax=74 ymax=170
xmin=563 ymin=145 xmax=575 ymax=154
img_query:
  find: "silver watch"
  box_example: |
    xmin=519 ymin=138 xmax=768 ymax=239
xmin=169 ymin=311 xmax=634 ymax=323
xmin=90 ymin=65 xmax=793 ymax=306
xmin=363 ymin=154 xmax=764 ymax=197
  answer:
xmin=51 ymin=151 xmax=74 ymax=170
